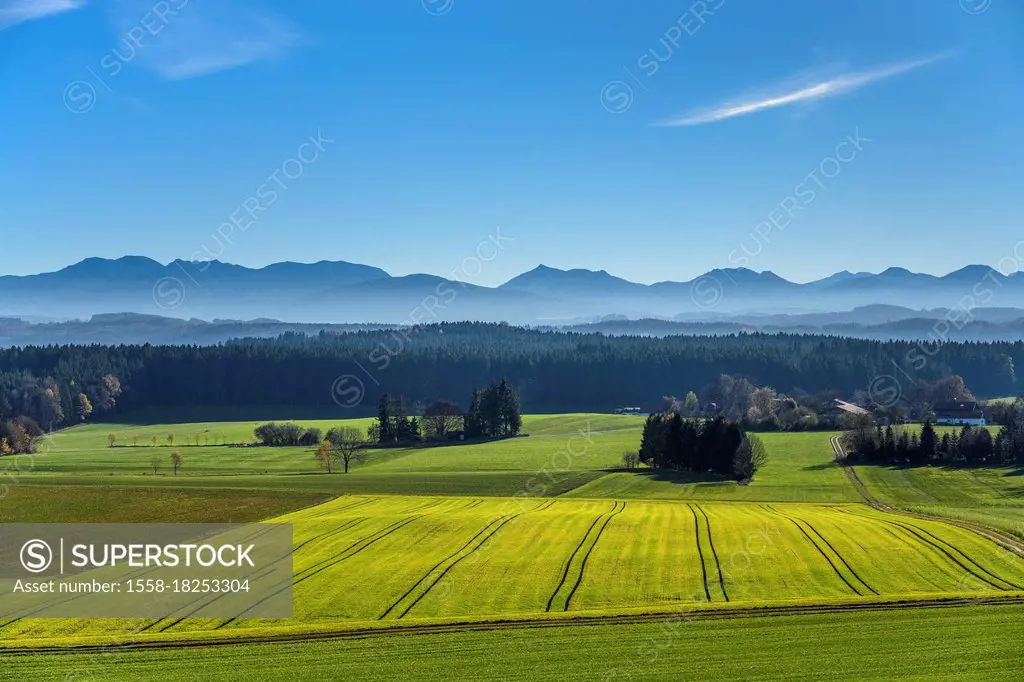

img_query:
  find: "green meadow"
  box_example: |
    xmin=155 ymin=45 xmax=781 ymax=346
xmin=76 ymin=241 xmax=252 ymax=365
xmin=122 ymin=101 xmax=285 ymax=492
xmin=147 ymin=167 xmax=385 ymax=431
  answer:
xmin=5 ymin=605 xmax=1021 ymax=681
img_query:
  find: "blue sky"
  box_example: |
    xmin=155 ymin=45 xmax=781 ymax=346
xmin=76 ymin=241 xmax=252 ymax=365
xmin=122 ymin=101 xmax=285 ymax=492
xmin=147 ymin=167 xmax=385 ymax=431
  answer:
xmin=0 ymin=0 xmax=1021 ymax=285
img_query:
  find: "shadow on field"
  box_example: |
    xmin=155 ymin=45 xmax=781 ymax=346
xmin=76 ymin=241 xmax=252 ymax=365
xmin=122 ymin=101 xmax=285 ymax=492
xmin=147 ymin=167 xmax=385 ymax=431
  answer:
xmin=802 ymin=462 xmax=837 ymax=471
xmin=613 ymin=468 xmax=728 ymax=485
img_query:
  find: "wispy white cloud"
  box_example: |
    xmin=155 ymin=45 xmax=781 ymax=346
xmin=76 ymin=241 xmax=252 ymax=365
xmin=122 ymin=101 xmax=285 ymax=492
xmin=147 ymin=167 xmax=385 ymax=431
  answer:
xmin=656 ymin=52 xmax=955 ymax=127
xmin=0 ymin=0 xmax=85 ymax=30
xmin=109 ymin=0 xmax=299 ymax=80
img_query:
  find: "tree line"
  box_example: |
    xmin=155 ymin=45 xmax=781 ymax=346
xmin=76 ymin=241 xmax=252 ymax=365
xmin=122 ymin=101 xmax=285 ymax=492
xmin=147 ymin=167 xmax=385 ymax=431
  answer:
xmin=638 ymin=413 xmax=767 ymax=482
xmin=3 ymin=324 xmax=1023 ymax=446
xmin=842 ymin=402 xmax=1024 ymax=468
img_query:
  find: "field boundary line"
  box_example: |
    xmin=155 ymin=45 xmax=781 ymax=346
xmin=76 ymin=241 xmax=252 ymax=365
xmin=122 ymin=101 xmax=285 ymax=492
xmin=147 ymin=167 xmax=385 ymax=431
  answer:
xmin=12 ymin=596 xmax=1024 ymax=654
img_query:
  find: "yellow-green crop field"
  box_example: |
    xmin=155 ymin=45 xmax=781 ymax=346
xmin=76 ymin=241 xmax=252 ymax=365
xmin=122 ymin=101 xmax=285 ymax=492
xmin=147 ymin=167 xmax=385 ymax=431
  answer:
xmin=3 ymin=494 xmax=1023 ymax=645
xmin=2 ymin=414 xmax=1023 ymax=680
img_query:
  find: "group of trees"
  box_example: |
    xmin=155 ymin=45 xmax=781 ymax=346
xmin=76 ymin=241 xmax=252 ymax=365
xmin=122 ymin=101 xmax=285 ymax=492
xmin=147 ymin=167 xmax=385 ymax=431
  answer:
xmin=843 ymin=406 xmax=1024 ymax=468
xmin=638 ymin=413 xmax=767 ymax=481
xmin=422 ymin=399 xmax=462 ymax=438
xmin=852 ymin=375 xmax=977 ymax=424
xmin=464 ymin=380 xmax=522 ymax=439
xmin=249 ymin=422 xmax=370 ymax=473
xmin=0 ymin=368 xmax=122 ymax=453
xmin=371 ymin=394 xmax=422 ymax=444
xmin=662 ymin=374 xmax=821 ymax=431
xmin=660 ymin=374 xmax=987 ymax=436
xmin=0 ymin=416 xmax=42 ymax=455
xmin=370 ymin=380 xmax=522 ymax=445
xmin=0 ymin=370 xmax=121 ymax=429
xmin=3 ymin=326 xmax=1022 ymax=424
xmin=253 ymin=422 xmax=323 ymax=446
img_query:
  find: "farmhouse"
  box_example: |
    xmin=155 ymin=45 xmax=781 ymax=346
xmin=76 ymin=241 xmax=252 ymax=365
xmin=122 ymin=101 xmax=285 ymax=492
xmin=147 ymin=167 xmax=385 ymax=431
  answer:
xmin=832 ymin=399 xmax=870 ymax=416
xmin=933 ymin=400 xmax=987 ymax=426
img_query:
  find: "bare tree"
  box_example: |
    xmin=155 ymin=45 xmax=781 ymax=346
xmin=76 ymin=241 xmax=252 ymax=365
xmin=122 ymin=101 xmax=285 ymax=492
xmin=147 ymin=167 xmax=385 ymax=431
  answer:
xmin=423 ymin=399 xmax=463 ymax=439
xmin=732 ymin=434 xmax=767 ymax=482
xmin=314 ymin=440 xmax=335 ymax=473
xmin=150 ymin=454 xmax=162 ymax=475
xmin=324 ymin=427 xmax=368 ymax=473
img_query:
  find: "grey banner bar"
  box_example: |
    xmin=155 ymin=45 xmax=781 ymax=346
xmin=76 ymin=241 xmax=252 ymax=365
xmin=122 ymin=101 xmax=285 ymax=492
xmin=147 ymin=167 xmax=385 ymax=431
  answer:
xmin=0 ymin=523 xmax=293 ymax=618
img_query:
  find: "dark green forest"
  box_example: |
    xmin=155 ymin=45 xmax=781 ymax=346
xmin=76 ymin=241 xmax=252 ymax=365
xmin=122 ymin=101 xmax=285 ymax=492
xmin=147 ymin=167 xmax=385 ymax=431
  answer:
xmin=0 ymin=324 xmax=1020 ymax=443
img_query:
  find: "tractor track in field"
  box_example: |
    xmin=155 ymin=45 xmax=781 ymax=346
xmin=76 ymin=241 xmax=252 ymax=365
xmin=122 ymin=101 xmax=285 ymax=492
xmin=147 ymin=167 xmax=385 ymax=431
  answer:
xmin=874 ymin=519 xmax=1010 ymax=591
xmin=295 ymin=517 xmax=424 ymax=585
xmin=215 ymin=518 xmax=428 ymax=630
xmin=294 ymin=498 xmax=469 ymax=586
xmin=693 ymin=504 xmax=729 ymax=602
xmin=293 ymin=518 xmax=366 ymax=553
xmin=12 ymin=595 xmax=1024 ymax=655
xmin=157 ymin=562 xmax=287 ymax=633
xmin=762 ymin=505 xmax=864 ymax=597
xmin=395 ymin=515 xmax=521 ymax=619
xmin=0 ymin=525 xmax=286 ymax=633
xmin=562 ymin=501 xmax=626 ymax=611
xmin=304 ymin=497 xmax=376 ymax=519
xmin=892 ymin=518 xmax=1024 ymax=591
xmin=546 ymin=502 xmax=620 ymax=612
xmin=773 ymin=505 xmax=880 ymax=595
xmin=764 ymin=505 xmax=877 ymax=597
xmin=688 ymin=504 xmax=711 ymax=602
xmin=143 ymin=525 xmax=295 ymax=634
xmin=395 ymin=500 xmax=558 ymax=620
xmin=216 ymin=500 xmax=485 ymax=629
xmin=378 ymin=515 xmax=510 ymax=619
xmin=833 ymin=507 xmax=1019 ymax=592
xmin=799 ymin=517 xmax=879 ymax=596
xmin=831 ymin=435 xmax=1024 ymax=559
xmin=155 ymin=505 xmax=414 ymax=634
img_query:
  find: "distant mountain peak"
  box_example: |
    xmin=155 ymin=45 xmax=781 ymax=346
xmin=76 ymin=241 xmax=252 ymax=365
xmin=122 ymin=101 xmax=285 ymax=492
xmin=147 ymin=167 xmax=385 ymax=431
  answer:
xmin=879 ymin=266 xmax=916 ymax=276
xmin=500 ymin=264 xmax=642 ymax=295
xmin=944 ymin=264 xmax=1004 ymax=280
xmin=56 ymin=256 xmax=164 ymax=279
